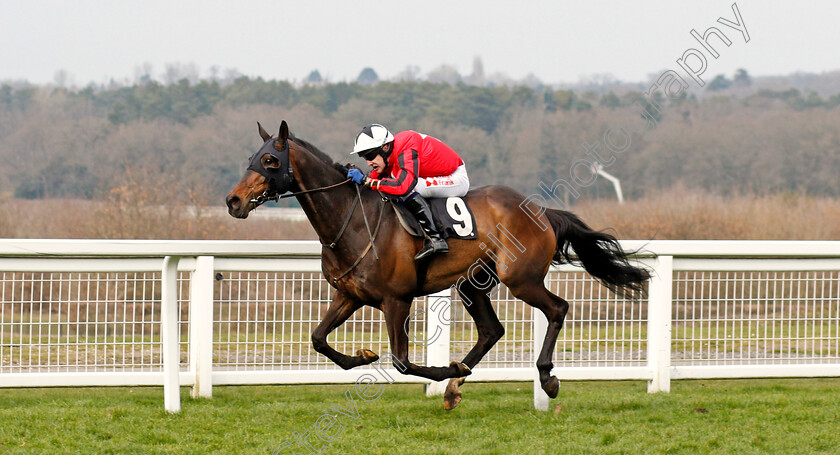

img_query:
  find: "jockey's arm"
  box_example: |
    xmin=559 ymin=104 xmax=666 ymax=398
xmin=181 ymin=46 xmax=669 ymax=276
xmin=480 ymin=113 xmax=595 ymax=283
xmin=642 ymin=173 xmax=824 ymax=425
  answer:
xmin=365 ymin=148 xmax=419 ymax=197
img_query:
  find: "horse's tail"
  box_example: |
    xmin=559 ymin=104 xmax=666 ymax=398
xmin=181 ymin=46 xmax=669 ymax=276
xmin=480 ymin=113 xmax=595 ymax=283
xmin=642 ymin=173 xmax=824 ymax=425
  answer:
xmin=545 ymin=209 xmax=650 ymax=296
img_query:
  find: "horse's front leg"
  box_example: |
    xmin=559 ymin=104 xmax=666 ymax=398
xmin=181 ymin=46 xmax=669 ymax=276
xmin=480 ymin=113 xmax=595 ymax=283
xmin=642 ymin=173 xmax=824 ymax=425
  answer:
xmin=311 ymin=292 xmax=379 ymax=370
xmin=381 ymin=298 xmax=471 ymax=381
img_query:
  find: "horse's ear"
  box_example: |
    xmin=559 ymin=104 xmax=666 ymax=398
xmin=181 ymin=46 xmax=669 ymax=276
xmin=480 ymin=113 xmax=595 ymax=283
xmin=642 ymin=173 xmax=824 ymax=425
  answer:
xmin=278 ymin=120 xmax=290 ymax=144
xmin=257 ymin=122 xmax=271 ymax=142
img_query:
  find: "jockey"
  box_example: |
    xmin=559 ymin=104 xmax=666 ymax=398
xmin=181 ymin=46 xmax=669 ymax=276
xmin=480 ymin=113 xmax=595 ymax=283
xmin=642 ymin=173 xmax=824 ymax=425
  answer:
xmin=347 ymin=124 xmax=470 ymax=260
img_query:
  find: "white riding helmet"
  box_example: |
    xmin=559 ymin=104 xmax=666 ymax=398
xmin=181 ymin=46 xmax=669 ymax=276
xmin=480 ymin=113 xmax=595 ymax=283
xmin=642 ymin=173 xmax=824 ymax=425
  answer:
xmin=352 ymin=124 xmax=394 ymax=155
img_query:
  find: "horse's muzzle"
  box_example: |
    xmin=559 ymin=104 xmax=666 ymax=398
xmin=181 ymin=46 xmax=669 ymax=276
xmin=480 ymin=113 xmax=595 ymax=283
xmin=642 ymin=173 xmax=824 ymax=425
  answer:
xmin=225 ymin=194 xmax=250 ymax=218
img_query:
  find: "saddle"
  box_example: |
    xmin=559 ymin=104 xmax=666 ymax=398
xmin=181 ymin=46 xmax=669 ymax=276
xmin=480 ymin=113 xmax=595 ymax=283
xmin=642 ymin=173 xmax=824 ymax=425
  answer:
xmin=391 ymin=196 xmax=478 ymax=240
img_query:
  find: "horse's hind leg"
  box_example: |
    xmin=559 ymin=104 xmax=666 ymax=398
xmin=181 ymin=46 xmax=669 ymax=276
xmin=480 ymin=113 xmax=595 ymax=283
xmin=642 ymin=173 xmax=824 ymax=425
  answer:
xmin=311 ymin=292 xmax=380 ymax=370
xmin=507 ymin=284 xmax=569 ymax=398
xmin=456 ymin=276 xmax=506 ymax=369
xmin=442 ymin=273 xmax=506 ymax=410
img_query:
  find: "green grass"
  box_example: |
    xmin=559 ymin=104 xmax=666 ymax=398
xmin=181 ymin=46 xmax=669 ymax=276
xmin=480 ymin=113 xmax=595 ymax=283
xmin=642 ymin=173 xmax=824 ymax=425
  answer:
xmin=1 ymin=379 xmax=839 ymax=454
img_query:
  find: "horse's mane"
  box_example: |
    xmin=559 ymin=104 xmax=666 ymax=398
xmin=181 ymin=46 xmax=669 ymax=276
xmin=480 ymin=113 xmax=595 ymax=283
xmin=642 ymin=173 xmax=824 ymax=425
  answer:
xmin=293 ymin=136 xmax=347 ymax=174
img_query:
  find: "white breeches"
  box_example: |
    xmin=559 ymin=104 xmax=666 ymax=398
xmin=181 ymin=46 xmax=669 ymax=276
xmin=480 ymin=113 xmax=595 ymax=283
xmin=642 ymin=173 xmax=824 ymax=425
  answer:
xmin=412 ymin=164 xmax=470 ymax=198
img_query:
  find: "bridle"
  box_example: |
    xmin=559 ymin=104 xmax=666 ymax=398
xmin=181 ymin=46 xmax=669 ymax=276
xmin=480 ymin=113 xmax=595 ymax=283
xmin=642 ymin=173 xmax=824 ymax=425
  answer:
xmin=246 ymin=136 xmax=296 ymax=207
xmin=247 ymin=137 xmax=352 ymax=207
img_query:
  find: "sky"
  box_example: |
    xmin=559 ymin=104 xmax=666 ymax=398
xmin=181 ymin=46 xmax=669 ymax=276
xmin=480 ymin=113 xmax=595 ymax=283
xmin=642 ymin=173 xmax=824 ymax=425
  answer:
xmin=1 ymin=0 xmax=839 ymax=87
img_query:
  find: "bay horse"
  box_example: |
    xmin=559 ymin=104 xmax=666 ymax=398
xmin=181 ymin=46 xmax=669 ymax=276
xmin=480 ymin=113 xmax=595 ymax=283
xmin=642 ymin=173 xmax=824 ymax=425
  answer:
xmin=226 ymin=121 xmax=649 ymax=409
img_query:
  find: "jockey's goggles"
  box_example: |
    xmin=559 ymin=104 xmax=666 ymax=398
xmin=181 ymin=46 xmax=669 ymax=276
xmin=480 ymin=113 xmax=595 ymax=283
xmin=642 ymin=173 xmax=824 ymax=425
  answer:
xmin=360 ymin=148 xmax=380 ymax=161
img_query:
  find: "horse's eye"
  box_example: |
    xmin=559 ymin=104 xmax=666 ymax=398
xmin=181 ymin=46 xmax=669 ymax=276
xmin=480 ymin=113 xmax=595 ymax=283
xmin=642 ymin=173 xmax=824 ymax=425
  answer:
xmin=263 ymin=155 xmax=280 ymax=168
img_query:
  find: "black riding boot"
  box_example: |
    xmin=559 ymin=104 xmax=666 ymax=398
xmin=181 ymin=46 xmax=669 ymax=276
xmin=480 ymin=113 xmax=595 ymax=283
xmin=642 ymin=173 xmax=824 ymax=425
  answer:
xmin=404 ymin=194 xmax=449 ymax=260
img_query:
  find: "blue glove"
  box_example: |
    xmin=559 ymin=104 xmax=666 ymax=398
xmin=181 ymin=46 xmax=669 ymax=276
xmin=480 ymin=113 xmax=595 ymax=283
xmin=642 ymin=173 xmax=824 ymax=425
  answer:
xmin=347 ymin=168 xmax=365 ymax=184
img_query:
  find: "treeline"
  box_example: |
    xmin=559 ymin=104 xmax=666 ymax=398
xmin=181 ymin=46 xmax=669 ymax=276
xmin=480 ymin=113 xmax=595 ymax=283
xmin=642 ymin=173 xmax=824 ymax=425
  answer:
xmin=4 ymin=78 xmax=542 ymax=132
xmin=1 ymin=75 xmax=840 ymax=205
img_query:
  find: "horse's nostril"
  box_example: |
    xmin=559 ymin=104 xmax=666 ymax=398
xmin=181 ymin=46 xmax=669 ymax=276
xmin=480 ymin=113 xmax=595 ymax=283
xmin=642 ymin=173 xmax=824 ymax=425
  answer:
xmin=227 ymin=195 xmax=241 ymax=210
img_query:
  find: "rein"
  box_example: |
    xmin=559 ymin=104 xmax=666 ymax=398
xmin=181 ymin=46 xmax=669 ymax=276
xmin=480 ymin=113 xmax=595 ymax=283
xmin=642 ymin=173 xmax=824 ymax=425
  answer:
xmin=326 ymin=195 xmax=359 ymax=249
xmin=330 ymin=198 xmax=387 ymax=287
xmin=250 ymin=178 xmax=352 ymax=206
xmin=327 ymin=184 xmax=384 ymax=284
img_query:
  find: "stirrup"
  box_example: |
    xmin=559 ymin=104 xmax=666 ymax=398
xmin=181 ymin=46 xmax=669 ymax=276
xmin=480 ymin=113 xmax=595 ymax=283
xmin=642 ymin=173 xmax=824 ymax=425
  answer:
xmin=415 ymin=237 xmax=449 ymax=260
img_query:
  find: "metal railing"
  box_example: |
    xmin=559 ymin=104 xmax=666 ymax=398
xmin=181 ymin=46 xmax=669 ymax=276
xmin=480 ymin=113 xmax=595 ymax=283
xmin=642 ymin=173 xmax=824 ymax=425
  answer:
xmin=1 ymin=240 xmax=839 ymax=412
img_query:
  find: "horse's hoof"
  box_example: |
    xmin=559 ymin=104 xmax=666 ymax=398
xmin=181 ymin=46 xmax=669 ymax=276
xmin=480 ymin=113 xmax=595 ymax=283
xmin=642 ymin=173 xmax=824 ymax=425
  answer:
xmin=450 ymin=361 xmax=472 ymax=377
xmin=542 ymin=375 xmax=560 ymax=399
xmin=443 ymin=377 xmax=465 ymax=411
xmin=443 ymin=394 xmax=461 ymax=411
xmin=356 ymin=349 xmax=379 ymax=363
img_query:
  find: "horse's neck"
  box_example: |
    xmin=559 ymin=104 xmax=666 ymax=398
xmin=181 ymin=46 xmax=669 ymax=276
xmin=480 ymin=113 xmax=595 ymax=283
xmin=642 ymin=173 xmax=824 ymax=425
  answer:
xmin=291 ymin=147 xmax=382 ymax=249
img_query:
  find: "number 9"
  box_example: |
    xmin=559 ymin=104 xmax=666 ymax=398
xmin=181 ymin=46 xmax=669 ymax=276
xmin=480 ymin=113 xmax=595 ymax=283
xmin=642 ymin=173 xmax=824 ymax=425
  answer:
xmin=446 ymin=197 xmax=473 ymax=237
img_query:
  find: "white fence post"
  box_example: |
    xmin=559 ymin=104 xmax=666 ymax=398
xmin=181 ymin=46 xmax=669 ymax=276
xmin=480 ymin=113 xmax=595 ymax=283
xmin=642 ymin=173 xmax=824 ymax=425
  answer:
xmin=162 ymin=256 xmax=182 ymax=413
xmin=647 ymin=255 xmax=673 ymax=393
xmin=425 ymin=290 xmax=452 ymax=396
xmin=533 ymin=276 xmax=550 ymax=411
xmin=189 ymin=256 xmax=214 ymax=398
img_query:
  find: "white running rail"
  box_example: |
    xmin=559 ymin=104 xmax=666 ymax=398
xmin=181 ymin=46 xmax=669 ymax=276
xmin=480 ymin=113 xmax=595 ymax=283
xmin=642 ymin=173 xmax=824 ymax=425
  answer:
xmin=1 ymin=240 xmax=839 ymax=412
